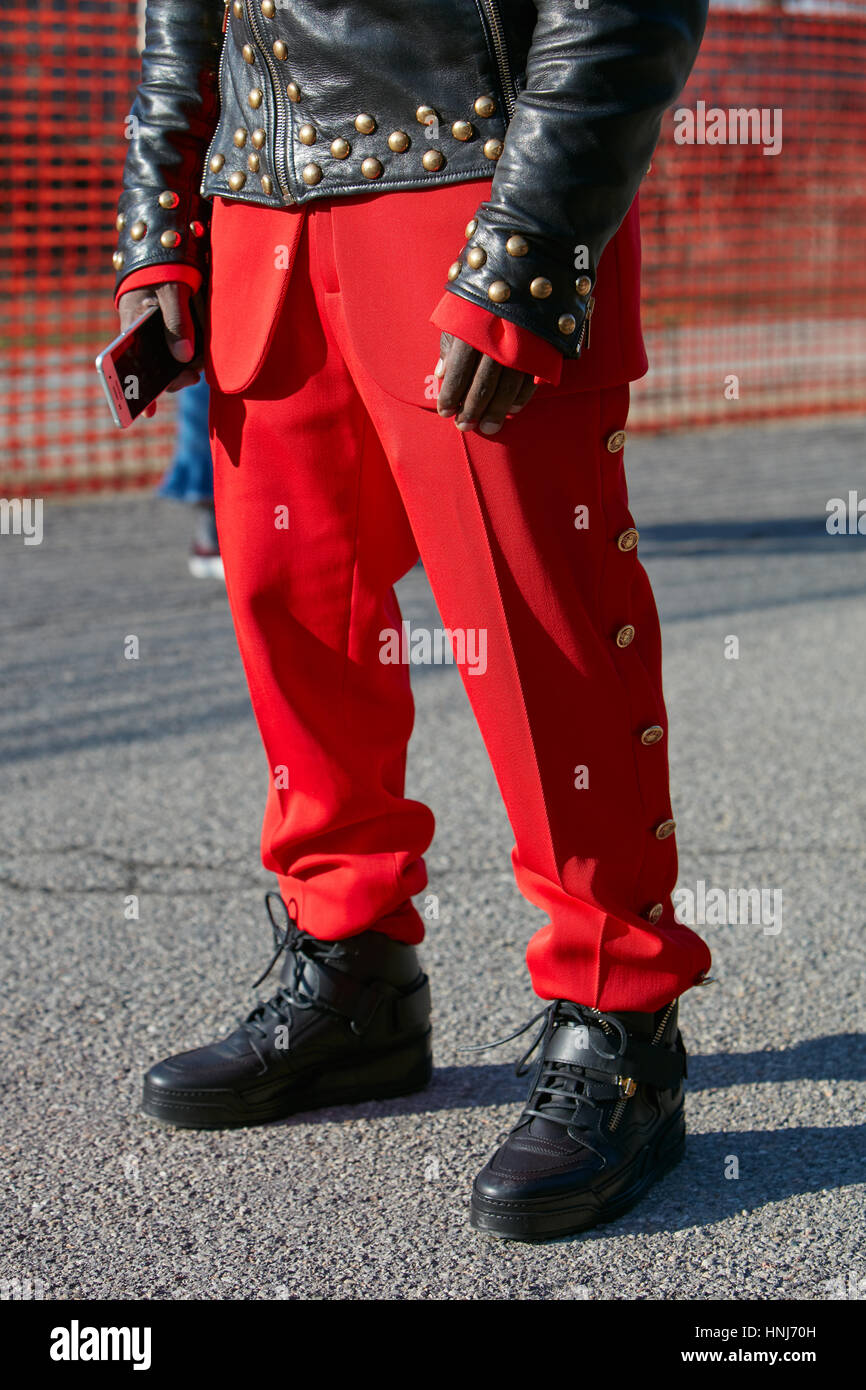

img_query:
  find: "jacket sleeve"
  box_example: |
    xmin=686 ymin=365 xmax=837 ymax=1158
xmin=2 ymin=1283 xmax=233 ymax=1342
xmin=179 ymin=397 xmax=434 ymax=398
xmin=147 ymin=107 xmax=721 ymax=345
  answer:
xmin=429 ymin=292 xmax=563 ymax=385
xmin=112 ymin=0 xmax=223 ymax=297
xmin=114 ymin=264 xmax=203 ymax=310
xmin=444 ymin=0 xmax=708 ymax=359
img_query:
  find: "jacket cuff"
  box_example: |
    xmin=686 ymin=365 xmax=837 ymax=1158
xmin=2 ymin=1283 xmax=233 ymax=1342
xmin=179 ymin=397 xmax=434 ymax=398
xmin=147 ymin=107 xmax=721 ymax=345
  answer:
xmin=430 ymin=291 xmax=562 ymax=386
xmin=444 ymin=210 xmax=593 ymax=361
xmin=114 ymin=263 xmax=203 ymax=310
xmin=112 ymin=187 xmax=212 ymax=297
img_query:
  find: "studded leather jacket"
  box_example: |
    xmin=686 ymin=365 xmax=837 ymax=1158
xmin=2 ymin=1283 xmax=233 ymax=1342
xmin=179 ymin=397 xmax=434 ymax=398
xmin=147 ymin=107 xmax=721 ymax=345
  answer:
xmin=114 ymin=0 xmax=707 ymax=359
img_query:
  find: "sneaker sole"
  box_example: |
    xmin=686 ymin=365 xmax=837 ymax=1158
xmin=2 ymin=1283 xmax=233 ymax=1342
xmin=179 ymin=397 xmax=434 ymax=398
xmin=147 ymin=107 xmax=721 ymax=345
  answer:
xmin=469 ymin=1106 xmax=686 ymax=1242
xmin=188 ymin=554 xmax=225 ymax=580
xmin=142 ymin=1033 xmax=433 ymax=1130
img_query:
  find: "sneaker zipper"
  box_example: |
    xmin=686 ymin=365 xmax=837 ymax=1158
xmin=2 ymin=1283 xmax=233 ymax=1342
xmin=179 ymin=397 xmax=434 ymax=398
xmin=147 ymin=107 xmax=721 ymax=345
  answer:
xmin=480 ymin=1 xmax=517 ymax=124
xmin=608 ymin=1000 xmax=676 ymax=1134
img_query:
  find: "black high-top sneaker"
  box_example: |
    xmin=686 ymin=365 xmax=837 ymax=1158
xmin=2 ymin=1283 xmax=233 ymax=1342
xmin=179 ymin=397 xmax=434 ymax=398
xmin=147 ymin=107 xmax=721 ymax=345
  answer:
xmin=469 ymin=998 xmax=686 ymax=1240
xmin=142 ymin=893 xmax=432 ymax=1128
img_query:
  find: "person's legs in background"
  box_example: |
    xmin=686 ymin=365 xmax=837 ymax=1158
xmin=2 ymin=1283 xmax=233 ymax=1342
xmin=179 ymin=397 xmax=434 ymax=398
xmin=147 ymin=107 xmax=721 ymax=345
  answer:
xmin=157 ymin=373 xmax=223 ymax=580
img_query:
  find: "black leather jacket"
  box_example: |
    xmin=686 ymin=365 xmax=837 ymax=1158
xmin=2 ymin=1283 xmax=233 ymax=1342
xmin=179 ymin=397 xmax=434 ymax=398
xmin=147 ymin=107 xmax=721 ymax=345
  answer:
xmin=115 ymin=1 xmax=707 ymax=359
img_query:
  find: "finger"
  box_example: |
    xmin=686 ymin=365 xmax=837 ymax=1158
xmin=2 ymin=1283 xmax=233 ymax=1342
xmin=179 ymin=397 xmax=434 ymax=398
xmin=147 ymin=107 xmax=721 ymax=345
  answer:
xmin=476 ymin=368 xmax=526 ymax=434
xmin=156 ymin=282 xmax=195 ymax=362
xmin=456 ymin=356 xmax=502 ymax=427
xmin=118 ymin=289 xmax=158 ymax=334
xmin=510 ymin=375 xmax=538 ymax=413
xmin=435 ymin=330 xmax=454 ymax=375
xmin=436 ymin=338 xmax=481 ymax=417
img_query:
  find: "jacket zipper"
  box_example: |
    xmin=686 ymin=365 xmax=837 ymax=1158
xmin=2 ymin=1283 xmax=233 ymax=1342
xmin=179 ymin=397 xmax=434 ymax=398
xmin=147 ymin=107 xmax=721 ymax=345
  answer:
xmin=480 ymin=1 xmax=517 ymax=124
xmin=245 ymin=0 xmax=292 ymax=200
xmin=208 ymin=4 xmax=513 ymax=199
xmin=201 ymin=6 xmax=233 ymax=196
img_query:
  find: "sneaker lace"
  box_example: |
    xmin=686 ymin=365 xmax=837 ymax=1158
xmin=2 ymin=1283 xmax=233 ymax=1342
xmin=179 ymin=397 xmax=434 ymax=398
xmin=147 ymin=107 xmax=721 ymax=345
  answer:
xmin=239 ymin=892 xmax=349 ymax=1044
xmin=461 ymin=1000 xmax=628 ymax=1133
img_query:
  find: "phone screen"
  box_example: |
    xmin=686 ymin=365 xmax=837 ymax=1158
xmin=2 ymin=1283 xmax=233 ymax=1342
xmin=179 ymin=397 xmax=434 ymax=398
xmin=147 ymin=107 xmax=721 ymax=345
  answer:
xmin=100 ymin=303 xmax=202 ymax=424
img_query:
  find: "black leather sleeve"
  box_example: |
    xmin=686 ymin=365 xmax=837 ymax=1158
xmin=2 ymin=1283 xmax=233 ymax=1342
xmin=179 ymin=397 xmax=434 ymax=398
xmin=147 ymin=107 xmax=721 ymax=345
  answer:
xmin=445 ymin=0 xmax=709 ymax=358
xmin=113 ymin=0 xmax=223 ymax=295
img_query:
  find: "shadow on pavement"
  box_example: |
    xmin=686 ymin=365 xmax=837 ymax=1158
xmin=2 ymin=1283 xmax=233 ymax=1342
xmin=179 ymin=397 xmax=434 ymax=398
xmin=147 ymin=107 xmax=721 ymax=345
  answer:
xmin=638 ymin=515 xmax=866 ymax=556
xmin=687 ymin=1034 xmax=866 ymax=1087
xmin=579 ymin=1124 xmax=866 ymax=1242
xmin=272 ymin=1032 xmax=866 ymax=1123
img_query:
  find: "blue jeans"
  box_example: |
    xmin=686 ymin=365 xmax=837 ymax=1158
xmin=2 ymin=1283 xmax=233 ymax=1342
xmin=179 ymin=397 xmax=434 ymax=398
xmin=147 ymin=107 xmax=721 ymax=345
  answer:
xmin=157 ymin=375 xmax=214 ymax=503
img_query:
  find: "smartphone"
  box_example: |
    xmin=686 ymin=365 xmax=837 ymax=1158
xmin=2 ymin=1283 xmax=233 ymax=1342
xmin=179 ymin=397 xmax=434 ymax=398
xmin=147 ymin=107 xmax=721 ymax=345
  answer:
xmin=95 ymin=301 xmax=202 ymax=429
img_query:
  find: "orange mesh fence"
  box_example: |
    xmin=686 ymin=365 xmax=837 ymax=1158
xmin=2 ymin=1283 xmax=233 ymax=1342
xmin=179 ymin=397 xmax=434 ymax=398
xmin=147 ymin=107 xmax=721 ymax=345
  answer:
xmin=1 ymin=1 xmax=864 ymax=497
xmin=1 ymin=1 xmax=181 ymax=497
xmin=633 ymin=1 xmax=866 ymax=429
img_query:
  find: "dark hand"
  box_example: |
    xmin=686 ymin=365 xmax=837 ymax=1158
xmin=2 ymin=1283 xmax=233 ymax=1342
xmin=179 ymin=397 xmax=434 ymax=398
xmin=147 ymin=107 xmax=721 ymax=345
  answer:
xmin=117 ymin=282 xmax=205 ymax=418
xmin=434 ymin=331 xmax=537 ymax=435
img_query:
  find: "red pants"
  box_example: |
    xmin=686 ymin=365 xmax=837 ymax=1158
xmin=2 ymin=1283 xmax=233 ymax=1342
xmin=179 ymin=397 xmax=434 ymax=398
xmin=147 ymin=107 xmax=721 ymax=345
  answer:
xmin=205 ymin=187 xmax=711 ymax=1013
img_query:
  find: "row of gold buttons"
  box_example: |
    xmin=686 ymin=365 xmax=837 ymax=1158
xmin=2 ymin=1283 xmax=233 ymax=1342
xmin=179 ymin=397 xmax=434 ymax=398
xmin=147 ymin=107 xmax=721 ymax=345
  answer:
xmin=605 ymin=426 xmax=675 ymax=925
xmin=213 ymin=91 xmax=502 ymax=190
xmin=297 ymin=98 xmax=500 ymax=186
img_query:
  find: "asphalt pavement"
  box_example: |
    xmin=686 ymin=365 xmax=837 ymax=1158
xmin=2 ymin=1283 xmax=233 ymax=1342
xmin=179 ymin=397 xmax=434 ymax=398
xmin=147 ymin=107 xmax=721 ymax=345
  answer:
xmin=1 ymin=418 xmax=864 ymax=1301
